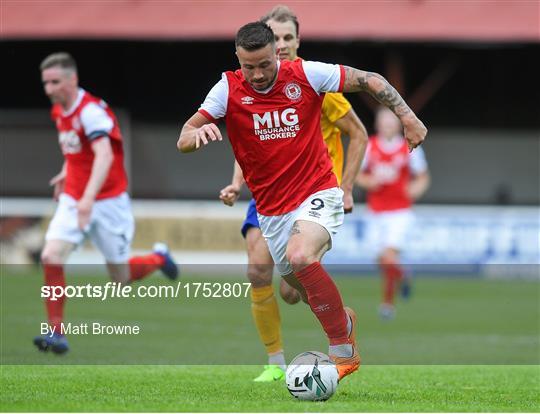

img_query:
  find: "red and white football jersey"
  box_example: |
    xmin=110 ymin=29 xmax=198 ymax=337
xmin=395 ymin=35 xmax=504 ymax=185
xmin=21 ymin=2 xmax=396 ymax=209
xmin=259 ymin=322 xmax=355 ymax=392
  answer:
xmin=362 ymin=135 xmax=427 ymax=212
xmin=51 ymin=89 xmax=127 ymax=200
xmin=199 ymin=59 xmax=345 ymax=216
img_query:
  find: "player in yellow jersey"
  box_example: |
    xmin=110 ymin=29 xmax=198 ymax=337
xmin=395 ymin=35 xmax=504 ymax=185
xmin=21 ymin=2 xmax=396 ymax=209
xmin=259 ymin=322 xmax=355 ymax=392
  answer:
xmin=219 ymin=5 xmax=368 ymax=382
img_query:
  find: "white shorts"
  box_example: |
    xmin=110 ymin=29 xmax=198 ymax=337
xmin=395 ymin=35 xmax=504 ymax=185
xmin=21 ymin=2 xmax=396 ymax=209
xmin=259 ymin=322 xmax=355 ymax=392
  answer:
xmin=258 ymin=187 xmax=344 ymax=276
xmin=367 ymin=208 xmax=414 ymax=253
xmin=45 ymin=193 xmax=135 ymax=263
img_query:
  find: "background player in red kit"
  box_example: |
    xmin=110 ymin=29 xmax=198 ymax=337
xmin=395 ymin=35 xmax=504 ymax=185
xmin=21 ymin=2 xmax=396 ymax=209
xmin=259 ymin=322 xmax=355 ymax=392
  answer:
xmin=357 ymin=107 xmax=430 ymax=319
xmin=34 ymin=53 xmax=178 ymax=354
xmin=178 ymin=22 xmax=427 ymax=381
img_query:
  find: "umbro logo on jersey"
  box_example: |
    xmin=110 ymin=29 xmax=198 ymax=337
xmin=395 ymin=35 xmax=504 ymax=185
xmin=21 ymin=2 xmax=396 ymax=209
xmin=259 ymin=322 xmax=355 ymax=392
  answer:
xmin=241 ymin=96 xmax=254 ymax=105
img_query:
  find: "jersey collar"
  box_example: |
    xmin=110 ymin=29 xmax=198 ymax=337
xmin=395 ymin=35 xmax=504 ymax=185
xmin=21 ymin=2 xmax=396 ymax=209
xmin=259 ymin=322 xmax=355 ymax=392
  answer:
xmin=63 ymin=88 xmax=85 ymax=116
xmin=377 ymin=134 xmax=405 ymax=153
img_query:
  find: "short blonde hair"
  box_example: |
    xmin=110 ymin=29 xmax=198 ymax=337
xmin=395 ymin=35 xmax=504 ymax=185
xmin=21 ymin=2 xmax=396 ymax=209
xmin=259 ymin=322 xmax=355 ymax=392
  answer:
xmin=261 ymin=5 xmax=299 ymax=37
xmin=40 ymin=52 xmax=77 ymax=73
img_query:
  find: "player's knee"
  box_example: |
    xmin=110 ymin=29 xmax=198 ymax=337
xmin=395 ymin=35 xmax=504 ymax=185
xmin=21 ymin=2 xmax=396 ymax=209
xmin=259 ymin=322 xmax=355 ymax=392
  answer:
xmin=379 ymin=250 xmax=399 ymax=267
xmin=286 ymin=248 xmax=315 ymax=273
xmin=40 ymin=247 xmax=64 ymax=265
xmin=247 ymin=264 xmax=273 ymax=287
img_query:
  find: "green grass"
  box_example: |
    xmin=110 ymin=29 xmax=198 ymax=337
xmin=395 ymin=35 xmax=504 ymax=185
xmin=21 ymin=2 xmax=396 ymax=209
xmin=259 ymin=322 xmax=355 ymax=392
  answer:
xmin=1 ymin=268 xmax=539 ymax=411
xmin=1 ymin=365 xmax=539 ymax=412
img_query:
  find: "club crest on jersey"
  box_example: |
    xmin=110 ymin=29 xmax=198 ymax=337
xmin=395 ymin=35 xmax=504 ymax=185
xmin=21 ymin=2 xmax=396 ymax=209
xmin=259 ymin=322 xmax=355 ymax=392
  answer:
xmin=283 ymin=82 xmax=302 ymax=102
xmin=59 ymin=130 xmax=82 ymax=154
xmin=241 ymin=96 xmax=254 ymax=105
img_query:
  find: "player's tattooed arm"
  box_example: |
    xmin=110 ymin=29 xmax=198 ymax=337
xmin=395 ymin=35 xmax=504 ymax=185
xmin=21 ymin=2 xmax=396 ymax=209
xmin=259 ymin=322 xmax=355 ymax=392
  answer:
xmin=290 ymin=222 xmax=301 ymax=236
xmin=343 ymin=67 xmax=411 ymax=117
xmin=342 ymin=66 xmax=427 ymax=150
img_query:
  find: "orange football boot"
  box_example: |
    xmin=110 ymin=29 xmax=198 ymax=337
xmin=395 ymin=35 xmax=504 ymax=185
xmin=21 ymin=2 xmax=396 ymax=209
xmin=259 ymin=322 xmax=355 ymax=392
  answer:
xmin=330 ymin=306 xmax=361 ymax=381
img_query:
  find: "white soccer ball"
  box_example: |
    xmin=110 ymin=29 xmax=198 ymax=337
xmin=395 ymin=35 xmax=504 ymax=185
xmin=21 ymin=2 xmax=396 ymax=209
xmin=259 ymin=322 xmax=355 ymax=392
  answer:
xmin=285 ymin=351 xmax=339 ymax=401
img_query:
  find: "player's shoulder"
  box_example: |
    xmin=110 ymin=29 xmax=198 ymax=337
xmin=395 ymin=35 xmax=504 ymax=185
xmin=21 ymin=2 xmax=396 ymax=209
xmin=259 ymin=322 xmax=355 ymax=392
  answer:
xmin=280 ymin=59 xmax=314 ymax=89
xmin=78 ymin=91 xmax=115 ymax=131
xmin=50 ymin=104 xmax=62 ymax=119
xmin=224 ymin=69 xmax=249 ymax=93
xmin=80 ymin=90 xmax=109 ymax=110
xmin=224 ymin=70 xmax=249 ymax=97
xmin=226 ymin=69 xmax=245 ymax=83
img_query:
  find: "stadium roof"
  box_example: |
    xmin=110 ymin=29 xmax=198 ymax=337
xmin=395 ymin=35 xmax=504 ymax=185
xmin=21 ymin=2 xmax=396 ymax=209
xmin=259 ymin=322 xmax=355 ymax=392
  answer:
xmin=2 ymin=0 xmax=539 ymax=42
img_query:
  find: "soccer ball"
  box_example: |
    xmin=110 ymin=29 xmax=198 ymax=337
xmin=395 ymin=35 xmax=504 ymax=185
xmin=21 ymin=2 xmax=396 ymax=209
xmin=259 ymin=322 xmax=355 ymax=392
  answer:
xmin=285 ymin=351 xmax=339 ymax=401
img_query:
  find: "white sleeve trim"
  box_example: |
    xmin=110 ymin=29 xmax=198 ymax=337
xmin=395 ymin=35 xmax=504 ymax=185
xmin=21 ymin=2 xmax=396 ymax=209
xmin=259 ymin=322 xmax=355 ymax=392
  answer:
xmin=302 ymin=60 xmax=342 ymax=94
xmin=199 ymin=73 xmax=228 ymax=119
xmin=80 ymin=102 xmax=113 ymax=137
xmin=409 ymin=146 xmax=428 ymax=174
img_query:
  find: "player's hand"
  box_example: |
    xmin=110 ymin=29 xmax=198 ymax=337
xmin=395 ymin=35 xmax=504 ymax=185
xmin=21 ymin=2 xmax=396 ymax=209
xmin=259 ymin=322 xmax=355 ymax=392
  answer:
xmin=49 ymin=171 xmax=66 ymax=201
xmin=342 ymin=189 xmax=354 ymax=214
xmin=219 ymin=184 xmax=241 ymax=206
xmin=77 ymin=197 xmax=94 ymax=230
xmin=403 ymin=115 xmax=427 ymax=152
xmin=195 ymin=124 xmax=222 ymax=149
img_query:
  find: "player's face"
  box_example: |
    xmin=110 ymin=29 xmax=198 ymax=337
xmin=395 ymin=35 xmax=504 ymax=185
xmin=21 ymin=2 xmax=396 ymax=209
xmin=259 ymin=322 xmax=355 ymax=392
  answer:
xmin=375 ymin=108 xmax=403 ymax=139
xmin=266 ymin=19 xmax=299 ymax=61
xmin=41 ymin=66 xmax=77 ymax=107
xmin=236 ymin=44 xmax=279 ymax=91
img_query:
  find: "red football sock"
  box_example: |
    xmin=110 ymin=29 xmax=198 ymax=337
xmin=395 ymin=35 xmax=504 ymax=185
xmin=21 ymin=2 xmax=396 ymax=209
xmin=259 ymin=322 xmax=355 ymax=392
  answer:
xmin=43 ymin=264 xmax=66 ymax=331
xmin=128 ymin=253 xmax=165 ymax=281
xmin=295 ymin=262 xmax=349 ymax=345
xmin=380 ymin=262 xmax=403 ymax=305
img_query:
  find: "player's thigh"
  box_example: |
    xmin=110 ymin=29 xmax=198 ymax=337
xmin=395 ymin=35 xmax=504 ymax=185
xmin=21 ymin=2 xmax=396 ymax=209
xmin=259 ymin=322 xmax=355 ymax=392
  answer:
xmin=245 ymin=226 xmax=274 ymax=287
xmin=41 ymin=239 xmax=76 ymax=264
xmin=286 ymin=220 xmax=331 ymax=264
xmin=43 ymin=194 xmax=83 ymax=263
xmin=286 ymin=187 xmax=345 ymax=264
xmin=257 ymin=213 xmax=294 ymax=276
xmin=366 ymin=211 xmax=384 ymax=256
xmin=90 ymin=194 xmax=135 ymax=264
xmin=241 ymin=199 xmax=259 ymax=238
xmin=45 ymin=194 xmax=85 ymax=245
xmin=380 ymin=209 xmax=413 ymax=252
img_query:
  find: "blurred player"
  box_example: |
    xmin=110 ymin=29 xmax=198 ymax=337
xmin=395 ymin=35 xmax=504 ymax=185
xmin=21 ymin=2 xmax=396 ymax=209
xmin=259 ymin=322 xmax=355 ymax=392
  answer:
xmin=219 ymin=5 xmax=368 ymax=382
xmin=178 ymin=22 xmax=427 ymax=381
xmin=356 ymin=107 xmax=430 ymax=319
xmin=34 ymin=52 xmax=178 ymax=354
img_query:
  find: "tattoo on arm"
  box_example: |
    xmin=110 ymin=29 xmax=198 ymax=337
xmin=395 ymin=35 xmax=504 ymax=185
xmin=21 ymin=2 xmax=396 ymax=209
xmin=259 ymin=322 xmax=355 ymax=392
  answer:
xmin=290 ymin=222 xmax=301 ymax=236
xmin=343 ymin=66 xmax=411 ymax=117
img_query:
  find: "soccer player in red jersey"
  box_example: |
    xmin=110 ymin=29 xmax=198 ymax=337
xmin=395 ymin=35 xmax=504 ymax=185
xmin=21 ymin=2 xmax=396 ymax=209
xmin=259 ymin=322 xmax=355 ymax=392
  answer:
xmin=34 ymin=53 xmax=178 ymax=354
xmin=356 ymin=107 xmax=430 ymax=319
xmin=219 ymin=5 xmax=368 ymax=382
xmin=178 ymin=23 xmax=427 ymax=381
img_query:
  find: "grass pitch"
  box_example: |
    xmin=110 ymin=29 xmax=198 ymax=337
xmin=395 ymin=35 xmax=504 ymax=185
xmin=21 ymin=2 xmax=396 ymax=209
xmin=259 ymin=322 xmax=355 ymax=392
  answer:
xmin=1 ymin=268 xmax=539 ymax=411
xmin=2 ymin=365 xmax=539 ymax=412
